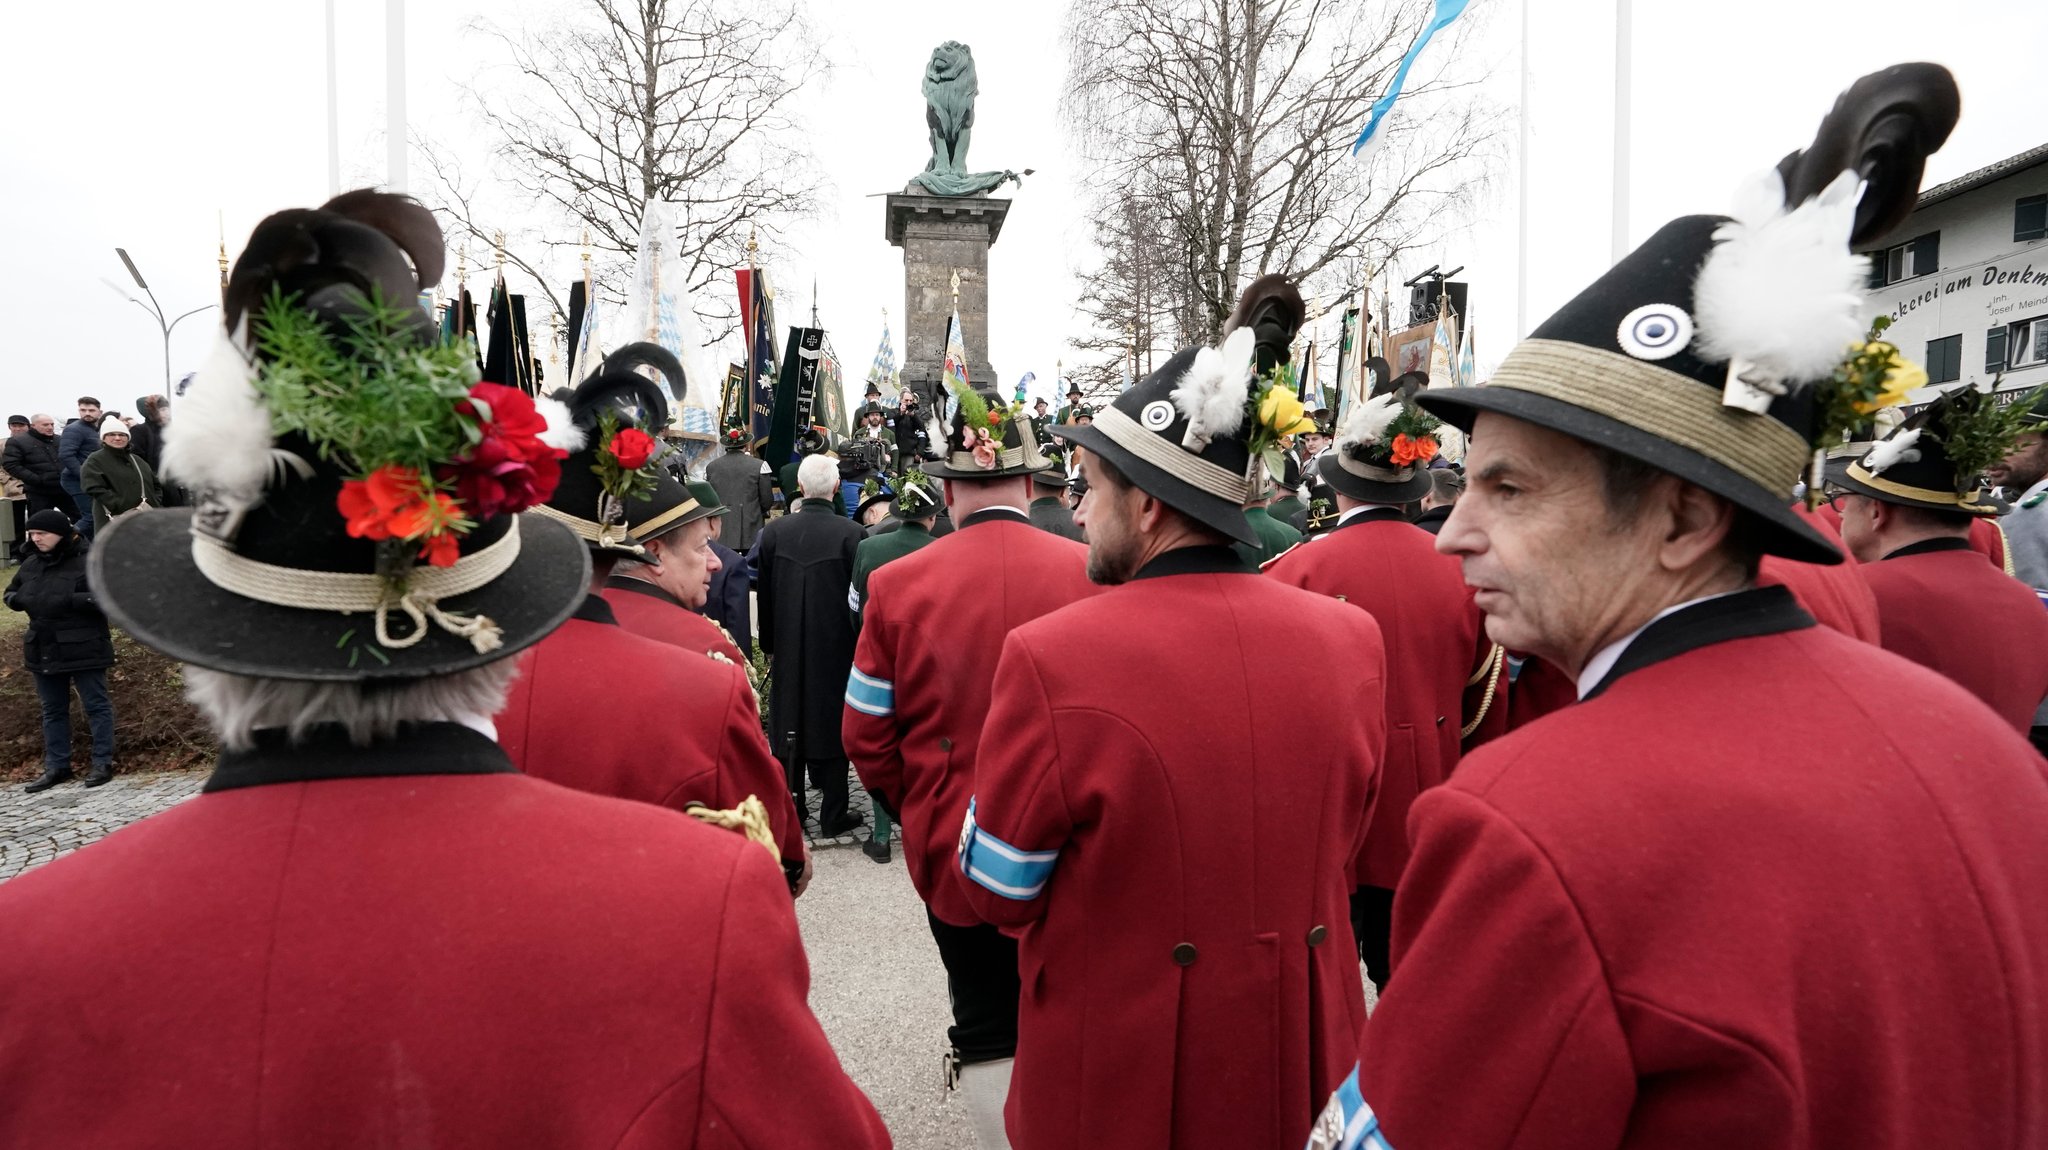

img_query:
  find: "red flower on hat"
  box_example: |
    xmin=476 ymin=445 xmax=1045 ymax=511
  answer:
xmin=609 ymin=428 xmax=658 ymax=471
xmin=442 ymin=383 xmax=564 ymax=520
xmin=338 ymin=465 xmax=467 ymax=566
xmin=1390 ymin=434 xmax=1439 ymax=467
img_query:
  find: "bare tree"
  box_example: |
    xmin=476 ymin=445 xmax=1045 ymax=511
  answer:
xmin=1063 ymin=0 xmax=1502 ymax=370
xmin=423 ymin=0 xmax=826 ymax=340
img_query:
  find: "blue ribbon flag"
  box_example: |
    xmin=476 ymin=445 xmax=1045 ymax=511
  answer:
xmin=1350 ymin=0 xmax=1470 ymax=161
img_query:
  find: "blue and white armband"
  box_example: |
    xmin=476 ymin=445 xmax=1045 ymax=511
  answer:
xmin=1304 ymin=1066 xmax=1394 ymax=1150
xmin=844 ymin=666 xmax=894 ymax=717
xmin=957 ymin=797 xmax=1058 ymax=900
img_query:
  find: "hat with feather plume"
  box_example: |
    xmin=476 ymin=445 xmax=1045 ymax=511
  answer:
xmin=1416 ymin=62 xmax=1960 ymax=564
xmin=529 ymin=343 xmax=685 ymax=557
xmin=88 ymin=189 xmax=590 ymax=681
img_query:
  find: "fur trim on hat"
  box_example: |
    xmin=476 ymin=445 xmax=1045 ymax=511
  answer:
xmin=1694 ymin=169 xmax=1868 ymax=388
xmin=1172 ymin=326 xmax=1254 ymax=449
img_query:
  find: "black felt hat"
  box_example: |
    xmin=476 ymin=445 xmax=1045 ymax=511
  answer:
xmin=90 ymin=190 xmax=590 ymax=682
xmin=891 ymin=471 xmax=942 ymax=520
xmin=1053 ymin=277 xmax=1307 ymax=546
xmin=924 ymin=388 xmax=1056 ymax=480
xmin=854 ymin=479 xmax=895 ymax=522
xmin=1031 ymin=465 xmax=1069 ymax=489
xmin=1417 ymin=63 xmax=1960 ymax=565
xmin=1830 ymin=384 xmax=2030 ymax=516
xmin=624 ymin=470 xmax=714 ymax=544
xmin=1318 ymin=392 xmax=1439 ymax=504
xmin=531 ymin=343 xmax=681 ymax=556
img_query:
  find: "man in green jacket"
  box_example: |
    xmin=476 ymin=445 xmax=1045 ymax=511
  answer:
xmin=1235 ymin=476 xmax=1303 ymax=568
xmin=846 ymin=470 xmax=941 ymax=862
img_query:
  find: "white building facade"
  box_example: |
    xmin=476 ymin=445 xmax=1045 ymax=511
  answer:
xmin=1861 ymin=143 xmax=2048 ymax=402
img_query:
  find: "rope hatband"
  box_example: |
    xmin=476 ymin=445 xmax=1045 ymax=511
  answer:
xmin=1093 ymin=404 xmax=1252 ymax=504
xmin=191 ymin=519 xmax=522 ymax=654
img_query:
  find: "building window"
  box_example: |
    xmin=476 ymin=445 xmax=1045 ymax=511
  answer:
xmin=2009 ymin=316 xmax=2048 ymax=370
xmin=1988 ymin=326 xmax=2008 ymax=373
xmin=2019 ymin=195 xmax=2047 ymax=244
xmin=1926 ymin=334 xmax=1962 ymax=384
xmin=1867 ymin=232 xmax=1940 ymax=288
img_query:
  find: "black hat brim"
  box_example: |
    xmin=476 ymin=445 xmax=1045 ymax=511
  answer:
xmin=1052 ymin=421 xmax=1259 ymax=547
xmin=1417 ymin=386 xmax=1842 ymax=565
xmin=922 ymin=457 xmax=1055 ymax=480
xmin=1823 ymin=457 xmax=1992 ymax=516
xmin=89 ymin=509 xmax=591 ymax=681
xmin=1316 ymin=453 xmax=1434 ymax=504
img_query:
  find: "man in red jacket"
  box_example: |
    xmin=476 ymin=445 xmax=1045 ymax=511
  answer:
xmin=1311 ymin=67 xmax=2048 ymax=1150
xmin=0 ymin=191 xmax=884 ymax=1148
xmin=962 ymin=276 xmax=1388 ymax=1150
xmin=843 ymin=396 xmax=1097 ymax=1147
xmin=1827 ymin=390 xmax=2048 ymax=731
xmin=1264 ymin=388 xmax=1500 ymax=992
xmin=604 ymin=476 xmax=750 ymax=667
xmin=502 ymin=346 xmax=808 ymax=894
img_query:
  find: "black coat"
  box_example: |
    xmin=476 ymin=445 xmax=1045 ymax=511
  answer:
xmin=702 ymin=538 xmax=752 ymax=655
xmin=2 ymin=431 xmax=65 ymax=502
xmin=1413 ymin=506 xmax=1453 ymax=535
xmin=756 ymin=501 xmax=863 ymax=761
xmin=705 ymin=449 xmax=775 ymax=552
xmin=4 ymin=537 xmax=113 ymax=673
xmin=1029 ymin=494 xmax=1083 ymax=541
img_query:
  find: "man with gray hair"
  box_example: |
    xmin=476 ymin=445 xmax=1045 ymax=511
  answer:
xmin=757 ymin=451 xmax=867 ymax=836
xmin=0 ymin=191 xmax=886 ymax=1148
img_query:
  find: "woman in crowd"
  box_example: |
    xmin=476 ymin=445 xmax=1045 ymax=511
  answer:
xmin=5 ymin=509 xmax=115 ymax=792
xmin=78 ymin=419 xmax=163 ymax=532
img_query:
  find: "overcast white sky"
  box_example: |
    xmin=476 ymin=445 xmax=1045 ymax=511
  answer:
xmin=2 ymin=0 xmax=2043 ymax=423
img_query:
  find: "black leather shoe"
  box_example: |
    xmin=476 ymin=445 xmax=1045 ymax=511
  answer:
xmin=23 ymin=767 xmax=72 ymax=794
xmin=862 ymin=835 xmax=892 ymax=863
xmin=819 ymin=812 xmax=865 ymax=839
xmin=81 ymin=764 xmax=115 ymax=788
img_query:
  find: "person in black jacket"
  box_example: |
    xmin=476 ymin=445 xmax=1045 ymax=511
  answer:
xmin=58 ymin=398 xmax=103 ymax=539
xmin=5 ymin=509 xmax=116 ymax=791
xmin=3 ymin=414 xmax=68 ymax=519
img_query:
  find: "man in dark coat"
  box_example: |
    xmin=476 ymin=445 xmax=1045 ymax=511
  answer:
xmin=1315 ymin=70 xmax=2048 ymax=1150
xmin=57 ymin=397 xmax=102 ymax=538
xmin=758 ymin=451 xmax=867 ymax=837
xmin=705 ymin=439 xmax=775 ymax=551
xmin=1027 ymin=468 xmax=1082 ymax=540
xmin=3 ymin=414 xmax=66 ymax=518
xmin=5 ymin=508 xmax=115 ymax=790
xmin=698 ymin=482 xmax=756 ymax=659
xmin=1412 ymin=467 xmax=1463 ymax=534
xmin=0 ymin=192 xmax=884 ymax=1147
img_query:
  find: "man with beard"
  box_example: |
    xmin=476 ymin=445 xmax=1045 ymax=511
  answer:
xmin=957 ymin=279 xmax=1387 ymax=1150
xmin=1987 ymin=391 xmax=2048 ymax=752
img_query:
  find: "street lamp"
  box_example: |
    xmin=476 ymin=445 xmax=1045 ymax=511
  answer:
xmin=112 ymin=247 xmax=217 ymax=393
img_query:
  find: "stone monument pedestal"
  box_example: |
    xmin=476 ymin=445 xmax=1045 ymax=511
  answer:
xmin=886 ymin=194 xmax=1011 ymax=411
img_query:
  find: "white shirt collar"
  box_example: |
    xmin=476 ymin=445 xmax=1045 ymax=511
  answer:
xmin=1337 ymin=503 xmax=1403 ymax=526
xmin=1574 ymin=589 xmax=1745 ymax=699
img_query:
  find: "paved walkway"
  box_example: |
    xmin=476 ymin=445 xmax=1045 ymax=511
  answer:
xmin=0 ymin=771 xmax=205 ymax=881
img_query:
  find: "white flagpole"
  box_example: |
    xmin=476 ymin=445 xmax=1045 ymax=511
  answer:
xmin=1516 ymin=0 xmax=1530 ymax=337
xmin=386 ymin=0 xmax=408 ymax=192
xmin=1610 ymin=0 xmax=1632 ymax=264
xmin=325 ymin=0 xmax=341 ymax=197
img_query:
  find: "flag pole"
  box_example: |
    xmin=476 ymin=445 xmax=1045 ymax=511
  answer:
xmin=325 ymin=0 xmax=340 ymax=197
xmin=1516 ymin=0 xmax=1530 ymax=337
xmin=386 ymin=0 xmax=407 ymax=192
xmin=1610 ymin=0 xmax=1632 ymax=264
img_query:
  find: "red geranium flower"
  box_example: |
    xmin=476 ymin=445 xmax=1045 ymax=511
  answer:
xmin=417 ymin=529 xmax=462 ymax=568
xmin=1390 ymin=434 xmax=1440 ymax=467
xmin=610 ymin=428 xmax=658 ymax=471
xmin=339 ymin=465 xmax=432 ymax=541
xmin=442 ymin=382 xmax=565 ymax=518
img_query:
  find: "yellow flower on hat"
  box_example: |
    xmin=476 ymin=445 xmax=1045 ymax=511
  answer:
xmin=1259 ymin=385 xmax=1316 ymax=437
xmin=1853 ymin=341 xmax=1926 ymax=414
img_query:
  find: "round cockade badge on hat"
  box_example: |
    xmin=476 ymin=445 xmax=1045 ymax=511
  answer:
xmin=1139 ymin=399 xmax=1176 ymax=431
xmin=1616 ymin=303 xmax=1694 ymax=361
xmin=91 ymin=189 xmax=592 ymax=682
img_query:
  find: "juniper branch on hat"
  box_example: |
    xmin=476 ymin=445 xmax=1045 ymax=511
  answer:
xmin=528 ymin=342 xmax=682 ymax=557
xmin=1836 ymin=379 xmax=2048 ymax=516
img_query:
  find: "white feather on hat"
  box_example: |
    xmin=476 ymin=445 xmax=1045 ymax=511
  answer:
xmin=1172 ymin=326 xmax=1254 ymax=450
xmin=1861 ymin=427 xmax=1922 ymax=476
xmin=1336 ymin=393 xmax=1401 ymax=455
xmin=1694 ymin=168 xmax=1869 ymax=390
xmin=533 ymin=394 xmax=586 ymax=453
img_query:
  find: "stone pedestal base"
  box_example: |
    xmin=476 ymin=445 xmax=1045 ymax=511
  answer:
xmin=886 ymin=194 xmax=1012 ymax=411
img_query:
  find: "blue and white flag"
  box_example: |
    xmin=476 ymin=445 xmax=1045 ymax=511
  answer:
xmin=1457 ymin=314 xmax=1476 ymax=387
xmin=866 ymin=311 xmax=897 ymax=393
xmin=1014 ymin=371 xmax=1036 ymax=404
xmin=1351 ymin=0 xmax=1470 ymax=164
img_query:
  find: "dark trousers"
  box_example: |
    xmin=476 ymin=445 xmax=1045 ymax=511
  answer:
xmin=7 ymin=498 xmax=26 ymax=559
xmin=63 ymin=483 xmax=93 ymax=540
xmin=33 ymin=669 xmax=114 ymax=770
xmin=927 ymin=911 xmax=1021 ymax=1064
xmin=2032 ymin=726 xmax=2048 ymax=759
xmin=1351 ymin=885 xmax=1396 ymax=993
xmin=787 ymin=755 xmax=851 ymax=829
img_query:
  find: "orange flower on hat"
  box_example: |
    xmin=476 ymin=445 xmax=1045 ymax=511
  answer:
xmin=337 ymin=465 xmax=467 ymax=567
xmin=1389 ymin=434 xmax=1440 ymax=467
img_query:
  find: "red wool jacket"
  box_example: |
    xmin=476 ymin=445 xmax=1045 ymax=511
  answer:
xmin=497 ymin=596 xmax=803 ymax=875
xmin=1263 ymin=508 xmax=1496 ymax=889
xmin=843 ymin=509 xmax=1098 ymax=926
xmin=1756 ymin=507 xmax=1880 ymax=643
xmin=0 ymin=725 xmax=888 ymax=1149
xmin=1859 ymin=537 xmax=2048 ymax=731
xmin=604 ymin=575 xmax=751 ymax=667
xmin=959 ymin=547 xmax=1385 ymax=1150
xmin=1346 ymin=588 xmax=2048 ymax=1150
